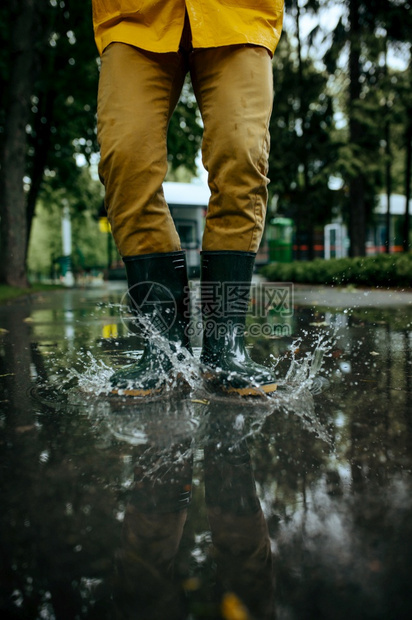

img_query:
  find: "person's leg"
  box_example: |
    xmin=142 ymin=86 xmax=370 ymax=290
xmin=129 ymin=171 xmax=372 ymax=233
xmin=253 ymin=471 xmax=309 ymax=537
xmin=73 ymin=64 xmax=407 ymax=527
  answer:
xmin=190 ymin=46 xmax=276 ymax=395
xmin=114 ymin=440 xmax=192 ymax=618
xmin=190 ymin=45 xmax=273 ymax=253
xmin=204 ymin=439 xmax=274 ymax=619
xmin=97 ymin=42 xmax=186 ymax=257
xmin=97 ymin=43 xmax=192 ymax=395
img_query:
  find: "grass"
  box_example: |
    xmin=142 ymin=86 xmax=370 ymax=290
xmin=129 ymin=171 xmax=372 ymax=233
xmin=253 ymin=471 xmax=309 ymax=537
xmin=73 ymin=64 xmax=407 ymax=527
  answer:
xmin=0 ymin=283 xmax=64 ymax=304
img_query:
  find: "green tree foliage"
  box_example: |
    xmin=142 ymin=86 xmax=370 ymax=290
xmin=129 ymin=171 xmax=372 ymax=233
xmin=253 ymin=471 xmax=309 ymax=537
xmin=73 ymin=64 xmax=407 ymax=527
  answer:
xmin=26 ymin=0 xmax=100 ymax=216
xmin=0 ymin=0 xmax=203 ymax=286
xmin=269 ymin=29 xmax=340 ymax=258
xmin=1 ymin=0 xmax=411 ymax=282
xmin=28 ymin=170 xmax=108 ymax=279
xmin=323 ymin=0 xmax=412 ymax=255
xmin=0 ymin=0 xmax=100 ymax=286
xmin=167 ymin=76 xmax=203 ymax=176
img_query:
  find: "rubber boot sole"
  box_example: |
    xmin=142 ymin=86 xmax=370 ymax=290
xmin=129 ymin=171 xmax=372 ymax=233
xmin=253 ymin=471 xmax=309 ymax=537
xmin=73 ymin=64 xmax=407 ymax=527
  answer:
xmin=223 ymin=382 xmax=277 ymax=397
xmin=201 ymin=370 xmax=277 ymax=397
xmin=110 ymin=372 xmax=191 ymax=398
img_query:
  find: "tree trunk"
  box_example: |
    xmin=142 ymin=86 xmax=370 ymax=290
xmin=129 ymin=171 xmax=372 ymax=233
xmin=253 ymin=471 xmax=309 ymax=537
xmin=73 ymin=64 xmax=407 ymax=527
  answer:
xmin=349 ymin=176 xmax=366 ymax=258
xmin=403 ymin=115 xmax=412 ymax=252
xmin=383 ymin=43 xmax=392 ymax=255
xmin=0 ymin=1 xmax=37 ymax=287
xmin=384 ymin=119 xmax=392 ymax=254
xmin=295 ymin=0 xmax=313 ymax=259
xmin=348 ymin=0 xmax=366 ymax=257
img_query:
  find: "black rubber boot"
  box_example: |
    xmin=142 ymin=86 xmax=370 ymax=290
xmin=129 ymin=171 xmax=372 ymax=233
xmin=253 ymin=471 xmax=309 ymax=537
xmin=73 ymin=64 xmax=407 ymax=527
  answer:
xmin=111 ymin=251 xmax=192 ymax=396
xmin=200 ymin=251 xmax=277 ymax=396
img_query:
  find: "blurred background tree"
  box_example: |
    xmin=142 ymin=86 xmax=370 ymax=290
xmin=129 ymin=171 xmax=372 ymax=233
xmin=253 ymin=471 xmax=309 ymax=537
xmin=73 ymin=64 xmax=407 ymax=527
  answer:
xmin=322 ymin=0 xmax=412 ymax=256
xmin=0 ymin=0 xmax=202 ymax=286
xmin=268 ymin=5 xmax=341 ymax=260
xmin=0 ymin=0 xmax=411 ymax=285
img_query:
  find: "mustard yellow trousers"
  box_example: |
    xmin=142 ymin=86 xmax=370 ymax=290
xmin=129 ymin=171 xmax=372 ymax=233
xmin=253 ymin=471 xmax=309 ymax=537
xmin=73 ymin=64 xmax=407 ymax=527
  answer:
xmin=97 ymin=42 xmax=273 ymax=257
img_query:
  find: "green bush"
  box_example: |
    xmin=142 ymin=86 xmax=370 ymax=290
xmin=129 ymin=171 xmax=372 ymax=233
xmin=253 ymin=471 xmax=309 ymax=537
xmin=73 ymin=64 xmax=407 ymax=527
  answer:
xmin=260 ymin=253 xmax=412 ymax=288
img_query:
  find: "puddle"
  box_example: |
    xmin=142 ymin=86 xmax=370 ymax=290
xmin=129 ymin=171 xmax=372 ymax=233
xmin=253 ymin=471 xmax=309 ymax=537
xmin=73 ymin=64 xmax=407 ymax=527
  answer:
xmin=1 ymin=284 xmax=412 ymax=619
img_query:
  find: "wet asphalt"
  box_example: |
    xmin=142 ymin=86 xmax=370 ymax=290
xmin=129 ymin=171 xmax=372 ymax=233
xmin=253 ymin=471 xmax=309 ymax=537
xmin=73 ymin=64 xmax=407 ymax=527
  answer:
xmin=0 ymin=281 xmax=411 ymax=619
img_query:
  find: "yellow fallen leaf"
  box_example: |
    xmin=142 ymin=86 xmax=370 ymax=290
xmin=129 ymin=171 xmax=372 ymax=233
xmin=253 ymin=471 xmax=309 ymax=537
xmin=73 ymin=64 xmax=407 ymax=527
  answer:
xmin=221 ymin=592 xmax=250 ymax=620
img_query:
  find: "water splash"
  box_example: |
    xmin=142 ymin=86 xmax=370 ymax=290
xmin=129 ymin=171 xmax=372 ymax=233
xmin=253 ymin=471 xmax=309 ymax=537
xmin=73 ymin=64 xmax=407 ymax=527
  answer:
xmin=280 ymin=332 xmax=333 ymax=394
xmin=29 ymin=299 xmax=336 ymax=452
xmin=108 ymin=305 xmax=203 ymax=396
xmin=67 ymin=351 xmax=114 ymax=395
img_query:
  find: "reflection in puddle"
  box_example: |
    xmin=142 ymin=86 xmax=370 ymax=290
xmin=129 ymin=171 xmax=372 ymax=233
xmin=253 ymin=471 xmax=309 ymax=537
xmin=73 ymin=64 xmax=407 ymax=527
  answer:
xmin=0 ymin=287 xmax=412 ymax=618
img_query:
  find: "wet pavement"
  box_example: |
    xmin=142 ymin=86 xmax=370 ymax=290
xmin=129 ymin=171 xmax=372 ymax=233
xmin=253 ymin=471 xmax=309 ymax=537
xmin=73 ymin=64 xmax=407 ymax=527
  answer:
xmin=0 ymin=282 xmax=412 ymax=620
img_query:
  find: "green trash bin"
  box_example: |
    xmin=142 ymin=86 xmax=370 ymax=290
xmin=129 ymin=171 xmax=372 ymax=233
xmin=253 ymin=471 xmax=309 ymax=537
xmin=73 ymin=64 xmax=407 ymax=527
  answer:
xmin=267 ymin=217 xmax=293 ymax=263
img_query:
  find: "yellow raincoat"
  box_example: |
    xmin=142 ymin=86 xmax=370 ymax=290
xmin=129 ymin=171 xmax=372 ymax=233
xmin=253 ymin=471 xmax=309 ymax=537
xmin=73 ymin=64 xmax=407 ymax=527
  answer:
xmin=92 ymin=0 xmax=284 ymax=56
